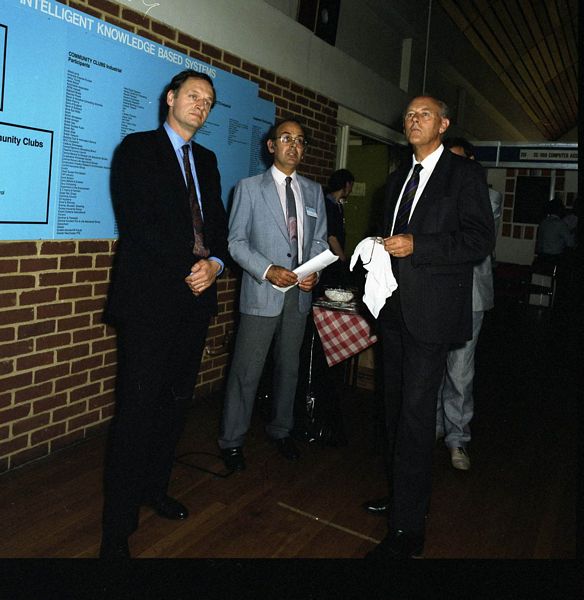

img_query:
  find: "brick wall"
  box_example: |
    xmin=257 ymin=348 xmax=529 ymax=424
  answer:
xmin=0 ymin=0 xmax=338 ymax=473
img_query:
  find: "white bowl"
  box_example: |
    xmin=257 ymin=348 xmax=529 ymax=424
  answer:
xmin=324 ymin=288 xmax=354 ymax=302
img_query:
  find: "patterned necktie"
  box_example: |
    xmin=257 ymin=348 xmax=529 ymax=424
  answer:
xmin=182 ymin=144 xmax=209 ymax=258
xmin=393 ymin=163 xmax=423 ymax=235
xmin=285 ymin=176 xmax=299 ymax=268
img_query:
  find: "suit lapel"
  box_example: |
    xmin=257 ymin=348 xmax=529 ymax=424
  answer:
xmin=261 ymin=170 xmax=290 ymax=241
xmin=409 ymin=150 xmax=451 ymax=228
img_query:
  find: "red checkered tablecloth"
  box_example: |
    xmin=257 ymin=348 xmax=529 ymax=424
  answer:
xmin=312 ymin=306 xmax=378 ymax=367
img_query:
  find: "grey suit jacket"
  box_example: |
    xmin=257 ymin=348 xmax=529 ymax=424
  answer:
xmin=472 ymin=188 xmax=502 ymax=312
xmin=228 ymin=169 xmax=328 ymax=317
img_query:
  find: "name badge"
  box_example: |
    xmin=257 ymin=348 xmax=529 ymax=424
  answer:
xmin=306 ymin=206 xmax=318 ymax=218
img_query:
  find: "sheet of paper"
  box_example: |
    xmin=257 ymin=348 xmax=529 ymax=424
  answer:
xmin=272 ymin=249 xmax=339 ymax=292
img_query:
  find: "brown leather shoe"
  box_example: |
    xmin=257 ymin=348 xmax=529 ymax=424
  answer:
xmin=147 ymin=495 xmax=189 ymax=520
xmin=273 ymin=436 xmax=300 ymax=461
xmin=221 ymin=446 xmax=246 ymax=471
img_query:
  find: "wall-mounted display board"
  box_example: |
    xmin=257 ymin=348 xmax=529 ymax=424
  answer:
xmin=0 ymin=0 xmax=275 ymax=240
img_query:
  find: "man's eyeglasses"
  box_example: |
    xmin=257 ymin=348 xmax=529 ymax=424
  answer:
xmin=273 ymin=134 xmax=309 ymax=147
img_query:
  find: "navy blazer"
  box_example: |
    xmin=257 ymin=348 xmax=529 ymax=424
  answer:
xmin=105 ymin=127 xmax=228 ymax=325
xmin=381 ymin=150 xmax=495 ymax=343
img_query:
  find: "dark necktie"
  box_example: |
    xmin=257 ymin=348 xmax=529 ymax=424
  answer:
xmin=285 ymin=176 xmax=299 ymax=268
xmin=393 ymin=163 xmax=423 ymax=235
xmin=182 ymin=144 xmax=209 ymax=258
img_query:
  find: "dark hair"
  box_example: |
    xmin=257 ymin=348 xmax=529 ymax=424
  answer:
xmin=444 ymin=137 xmax=475 ymax=158
xmin=328 ymin=169 xmax=355 ymax=192
xmin=544 ymin=198 xmax=565 ymax=218
xmin=267 ymin=117 xmax=306 ymax=141
xmin=165 ymin=69 xmax=216 ymax=108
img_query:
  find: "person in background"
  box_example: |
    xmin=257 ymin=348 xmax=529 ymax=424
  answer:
xmin=101 ymin=70 xmax=228 ymax=559
xmin=435 ymin=137 xmax=502 ymax=470
xmin=218 ymin=118 xmax=328 ymax=471
xmin=535 ymin=198 xmax=574 ymax=261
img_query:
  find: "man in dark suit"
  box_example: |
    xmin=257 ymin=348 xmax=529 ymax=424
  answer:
xmin=365 ymin=96 xmax=495 ymax=559
xmin=101 ymin=70 xmax=228 ymax=558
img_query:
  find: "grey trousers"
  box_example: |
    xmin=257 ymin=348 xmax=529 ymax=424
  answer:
xmin=436 ymin=310 xmax=485 ymax=448
xmin=218 ymin=288 xmax=308 ymax=448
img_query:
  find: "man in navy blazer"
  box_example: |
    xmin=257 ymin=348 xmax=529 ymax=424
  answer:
xmin=366 ymin=96 xmax=495 ymax=560
xmin=218 ymin=118 xmax=328 ymax=470
xmin=101 ymin=70 xmax=228 ymax=558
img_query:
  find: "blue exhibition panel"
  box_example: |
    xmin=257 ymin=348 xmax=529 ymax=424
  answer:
xmin=0 ymin=0 xmax=275 ymax=239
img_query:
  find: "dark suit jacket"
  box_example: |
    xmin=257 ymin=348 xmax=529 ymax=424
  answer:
xmin=381 ymin=149 xmax=495 ymax=344
xmin=105 ymin=127 xmax=228 ymax=325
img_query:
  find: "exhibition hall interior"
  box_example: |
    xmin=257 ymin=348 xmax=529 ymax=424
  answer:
xmin=0 ymin=0 xmax=579 ymax=563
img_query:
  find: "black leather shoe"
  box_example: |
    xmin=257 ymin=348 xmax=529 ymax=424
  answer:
xmin=362 ymin=496 xmax=390 ymax=515
xmin=99 ymin=537 xmax=130 ymax=559
xmin=147 ymin=495 xmax=189 ymax=520
xmin=221 ymin=447 xmax=246 ymax=471
xmin=366 ymin=530 xmax=424 ymax=560
xmin=273 ymin=436 xmax=300 ymax=461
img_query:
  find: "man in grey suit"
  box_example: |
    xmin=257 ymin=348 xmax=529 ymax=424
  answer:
xmin=436 ymin=137 xmax=502 ymax=470
xmin=218 ymin=118 xmax=328 ymax=470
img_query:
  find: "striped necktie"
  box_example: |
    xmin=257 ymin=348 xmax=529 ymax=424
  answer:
xmin=285 ymin=176 xmax=299 ymax=268
xmin=393 ymin=163 xmax=423 ymax=235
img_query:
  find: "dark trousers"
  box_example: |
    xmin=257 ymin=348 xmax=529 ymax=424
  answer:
xmin=378 ymin=292 xmax=448 ymax=535
xmin=102 ymin=315 xmax=209 ymax=540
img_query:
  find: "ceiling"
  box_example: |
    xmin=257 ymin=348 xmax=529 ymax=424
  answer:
xmin=437 ymin=0 xmax=578 ymax=141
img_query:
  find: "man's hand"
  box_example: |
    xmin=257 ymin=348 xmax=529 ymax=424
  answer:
xmin=185 ymin=259 xmax=221 ymax=296
xmin=266 ymin=265 xmax=298 ymax=288
xmin=383 ymin=234 xmax=414 ymax=258
xmin=298 ymin=272 xmax=318 ymax=292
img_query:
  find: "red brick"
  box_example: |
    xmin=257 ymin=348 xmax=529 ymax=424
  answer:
xmin=0 ymin=371 xmax=33 ymax=393
xmin=90 ymin=364 xmax=116 ymax=382
xmin=0 ymin=425 xmax=9 ymax=440
xmin=0 ymin=259 xmax=18 ymax=273
xmin=13 ymin=413 xmax=51 ymax=436
xmin=87 ymin=0 xmax=119 ymax=17
xmin=75 ymin=269 xmax=109 ymax=283
xmin=37 ymin=302 xmax=73 ymax=319
xmin=0 ymin=435 xmax=29 ymax=456
xmin=40 ymin=272 xmax=73 ymax=286
xmin=0 ymin=360 xmax=13 ymax=376
xmin=93 ymin=283 xmax=110 ymax=296
xmin=201 ymin=43 xmax=222 ymax=59
xmin=178 ymin=33 xmax=201 ymax=51
xmin=54 ymin=373 xmax=88 ymax=393
xmin=15 ymin=382 xmax=53 ymax=404
xmin=19 ymin=258 xmax=59 ymax=272
xmin=17 ymin=351 xmax=55 ymax=371
xmin=53 ymin=401 xmax=87 ymax=422
xmin=31 ymin=423 xmax=67 ymax=445
xmin=58 ymin=284 xmax=93 ymax=300
xmin=0 ymin=275 xmax=36 ymax=291
xmin=73 ymin=326 xmax=106 ymax=343
xmin=95 ymin=254 xmax=113 ymax=268
xmin=60 ymin=255 xmax=93 ymax=270
xmin=0 ymin=293 xmax=16 ymax=309
xmin=75 ymin=298 xmax=105 ymax=314
xmin=94 ymin=337 xmax=117 ymax=355
xmin=223 ymin=52 xmax=241 ymax=68
xmin=0 ymin=242 xmax=38 ymax=257
xmin=102 ymin=376 xmax=116 ymax=392
xmin=33 ymin=393 xmax=68 ymax=414
xmin=57 ymin=315 xmax=91 ymax=332
xmin=0 ymin=393 xmax=12 ymax=410
xmin=57 ymin=344 xmax=90 ymax=362
xmin=70 ymin=383 xmax=101 ymax=402
xmin=19 ymin=288 xmax=58 ymax=306
xmin=40 ymin=241 xmax=75 ymax=255
xmin=10 ymin=444 xmax=49 ymax=469
xmin=35 ymin=332 xmax=71 ymax=351
xmin=0 ymin=458 xmax=8 ymax=474
xmin=152 ymin=20 xmax=175 ymax=39
xmin=89 ymin=391 xmax=115 ymax=410
xmin=121 ymin=7 xmax=148 ymax=26
xmin=18 ymin=320 xmax=55 ymax=340
xmin=34 ymin=363 xmax=70 ymax=385
xmin=242 ymin=62 xmax=259 ymax=75
xmin=71 ymin=355 xmax=103 ymax=374
xmin=69 ymin=410 xmax=101 ymax=431
xmin=0 ymin=339 xmax=34 ymax=359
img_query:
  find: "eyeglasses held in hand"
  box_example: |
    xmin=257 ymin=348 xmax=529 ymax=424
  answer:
xmin=274 ymin=134 xmax=309 ymax=147
xmin=361 ymin=236 xmax=384 ymax=266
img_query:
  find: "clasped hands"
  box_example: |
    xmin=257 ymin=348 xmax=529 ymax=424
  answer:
xmin=266 ymin=265 xmax=318 ymax=292
xmin=383 ymin=233 xmax=414 ymax=258
xmin=185 ymin=259 xmax=221 ymax=296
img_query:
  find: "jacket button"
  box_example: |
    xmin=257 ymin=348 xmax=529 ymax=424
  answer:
xmin=286 ymin=253 xmax=291 ymax=257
